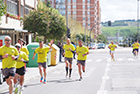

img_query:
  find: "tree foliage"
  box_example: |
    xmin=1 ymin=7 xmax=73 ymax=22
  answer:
xmin=97 ymin=34 xmax=107 ymax=43
xmin=0 ymin=0 xmax=6 ymax=21
xmin=23 ymin=1 xmax=66 ymax=43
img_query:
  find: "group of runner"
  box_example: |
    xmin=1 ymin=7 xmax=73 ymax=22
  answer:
xmin=0 ymin=36 xmax=90 ymax=94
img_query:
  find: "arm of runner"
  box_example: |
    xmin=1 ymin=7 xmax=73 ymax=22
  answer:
xmin=83 ymin=52 xmax=89 ymax=57
xmin=2 ymin=54 xmax=9 ymax=58
xmin=20 ymin=58 xmax=28 ymax=64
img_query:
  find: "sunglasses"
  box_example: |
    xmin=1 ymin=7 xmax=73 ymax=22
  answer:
xmin=15 ymin=46 xmax=20 ymax=48
xmin=5 ymin=39 xmax=11 ymax=41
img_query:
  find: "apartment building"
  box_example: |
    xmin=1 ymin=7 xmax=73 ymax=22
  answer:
xmin=0 ymin=0 xmax=38 ymax=46
xmin=47 ymin=0 xmax=101 ymax=39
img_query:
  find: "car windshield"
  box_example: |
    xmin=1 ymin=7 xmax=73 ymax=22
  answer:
xmin=98 ymin=44 xmax=104 ymax=46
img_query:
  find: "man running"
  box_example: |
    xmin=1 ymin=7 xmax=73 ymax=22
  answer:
xmin=132 ymin=42 xmax=136 ymax=56
xmin=108 ymin=41 xmax=117 ymax=61
xmin=0 ymin=36 xmax=19 ymax=94
xmin=63 ymin=38 xmax=75 ymax=79
xmin=14 ymin=43 xmax=29 ymax=94
xmin=135 ymin=41 xmax=140 ymax=57
xmin=32 ymin=40 xmax=53 ymax=84
xmin=76 ymin=40 xmax=89 ymax=81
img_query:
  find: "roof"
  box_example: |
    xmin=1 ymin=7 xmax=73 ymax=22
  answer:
xmin=0 ymin=28 xmax=28 ymax=32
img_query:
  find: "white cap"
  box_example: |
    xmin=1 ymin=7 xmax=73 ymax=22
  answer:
xmin=15 ymin=43 xmax=21 ymax=48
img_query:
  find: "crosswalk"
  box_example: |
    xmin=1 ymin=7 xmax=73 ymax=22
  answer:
xmin=94 ymin=57 xmax=140 ymax=63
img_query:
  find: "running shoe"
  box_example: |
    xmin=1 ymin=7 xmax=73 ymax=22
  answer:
xmin=14 ymin=87 xmax=18 ymax=94
xmin=19 ymin=87 xmax=22 ymax=94
xmin=44 ymin=79 xmax=47 ymax=84
xmin=69 ymin=74 xmax=71 ymax=79
xmin=65 ymin=73 xmax=68 ymax=78
xmin=40 ymin=77 xmax=43 ymax=83
xmin=113 ymin=58 xmax=115 ymax=61
xmin=79 ymin=77 xmax=82 ymax=81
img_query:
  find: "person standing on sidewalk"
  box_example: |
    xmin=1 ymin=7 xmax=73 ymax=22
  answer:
xmin=14 ymin=43 xmax=29 ymax=94
xmin=63 ymin=38 xmax=75 ymax=79
xmin=108 ymin=41 xmax=117 ymax=61
xmin=76 ymin=40 xmax=89 ymax=81
xmin=0 ymin=36 xmax=19 ymax=94
xmin=32 ymin=40 xmax=53 ymax=84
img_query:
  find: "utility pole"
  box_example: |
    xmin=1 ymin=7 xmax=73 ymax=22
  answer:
xmin=66 ymin=0 xmax=68 ymax=38
xmin=84 ymin=11 xmax=87 ymax=45
xmin=137 ymin=0 xmax=139 ymax=41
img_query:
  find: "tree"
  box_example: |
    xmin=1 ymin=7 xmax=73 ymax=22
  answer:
xmin=0 ymin=0 xmax=6 ymax=22
xmin=97 ymin=34 xmax=107 ymax=43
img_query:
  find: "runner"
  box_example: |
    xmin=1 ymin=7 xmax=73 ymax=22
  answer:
xmin=135 ymin=41 xmax=140 ymax=57
xmin=63 ymin=38 xmax=75 ymax=79
xmin=132 ymin=42 xmax=136 ymax=57
xmin=108 ymin=41 xmax=117 ymax=61
xmin=0 ymin=36 xmax=19 ymax=94
xmin=32 ymin=40 xmax=53 ymax=84
xmin=76 ymin=40 xmax=89 ymax=81
xmin=14 ymin=43 xmax=29 ymax=94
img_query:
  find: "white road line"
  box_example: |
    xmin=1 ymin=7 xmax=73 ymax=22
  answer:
xmin=128 ymin=58 xmax=134 ymax=61
xmin=96 ymin=59 xmax=102 ymax=62
xmin=83 ymin=68 xmax=96 ymax=77
xmin=117 ymin=58 xmax=123 ymax=61
xmin=97 ymin=90 xmax=107 ymax=94
xmin=86 ymin=59 xmax=92 ymax=63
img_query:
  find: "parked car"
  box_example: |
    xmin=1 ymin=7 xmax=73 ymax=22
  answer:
xmin=88 ymin=43 xmax=97 ymax=50
xmin=97 ymin=43 xmax=106 ymax=49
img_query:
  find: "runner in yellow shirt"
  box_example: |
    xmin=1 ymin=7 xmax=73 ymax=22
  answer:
xmin=76 ymin=40 xmax=89 ymax=81
xmin=32 ymin=40 xmax=53 ymax=84
xmin=132 ymin=42 xmax=137 ymax=57
xmin=135 ymin=41 xmax=140 ymax=57
xmin=14 ymin=43 xmax=29 ymax=94
xmin=0 ymin=36 xmax=19 ymax=94
xmin=63 ymin=38 xmax=75 ymax=79
xmin=108 ymin=41 xmax=117 ymax=61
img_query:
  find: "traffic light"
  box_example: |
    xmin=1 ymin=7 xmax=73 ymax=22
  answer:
xmin=67 ymin=27 xmax=71 ymax=38
xmin=108 ymin=21 xmax=111 ymax=26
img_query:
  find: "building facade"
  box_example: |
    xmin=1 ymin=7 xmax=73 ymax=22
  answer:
xmin=47 ymin=0 xmax=101 ymax=39
xmin=0 ymin=0 xmax=38 ymax=46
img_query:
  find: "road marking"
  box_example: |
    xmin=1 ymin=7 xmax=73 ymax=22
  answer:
xmin=128 ymin=58 xmax=134 ymax=61
xmin=97 ymin=90 xmax=107 ymax=94
xmin=96 ymin=59 xmax=102 ymax=62
xmin=86 ymin=59 xmax=92 ymax=63
xmin=83 ymin=68 xmax=96 ymax=77
xmin=117 ymin=58 xmax=123 ymax=61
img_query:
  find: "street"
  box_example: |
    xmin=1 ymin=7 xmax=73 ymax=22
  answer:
xmin=1 ymin=47 xmax=140 ymax=94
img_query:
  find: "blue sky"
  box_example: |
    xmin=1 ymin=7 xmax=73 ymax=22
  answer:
xmin=100 ymin=0 xmax=138 ymax=22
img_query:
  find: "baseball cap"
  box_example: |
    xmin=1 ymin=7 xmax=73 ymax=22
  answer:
xmin=15 ymin=43 xmax=21 ymax=48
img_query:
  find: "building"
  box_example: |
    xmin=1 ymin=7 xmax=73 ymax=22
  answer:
xmin=47 ymin=0 xmax=101 ymax=39
xmin=0 ymin=0 xmax=38 ymax=46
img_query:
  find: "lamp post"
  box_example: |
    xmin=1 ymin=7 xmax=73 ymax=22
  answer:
xmin=137 ymin=0 xmax=139 ymax=41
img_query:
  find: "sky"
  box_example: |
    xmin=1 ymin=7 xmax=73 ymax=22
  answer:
xmin=100 ymin=0 xmax=138 ymax=22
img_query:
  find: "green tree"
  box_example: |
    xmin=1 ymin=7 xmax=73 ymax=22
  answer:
xmin=97 ymin=34 xmax=107 ymax=43
xmin=0 ymin=0 xmax=6 ymax=22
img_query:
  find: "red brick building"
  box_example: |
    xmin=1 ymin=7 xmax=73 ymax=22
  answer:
xmin=46 ymin=0 xmax=101 ymax=39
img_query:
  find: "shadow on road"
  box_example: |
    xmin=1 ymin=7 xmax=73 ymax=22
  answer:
xmin=47 ymin=79 xmax=78 ymax=83
xmin=24 ymin=83 xmax=42 ymax=87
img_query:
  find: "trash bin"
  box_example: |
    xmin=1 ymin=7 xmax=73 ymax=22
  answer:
xmin=47 ymin=49 xmax=51 ymax=67
xmin=51 ymin=44 xmax=60 ymax=66
xmin=27 ymin=43 xmax=39 ymax=67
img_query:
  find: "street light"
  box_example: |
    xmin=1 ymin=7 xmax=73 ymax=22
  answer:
xmin=137 ymin=0 xmax=139 ymax=41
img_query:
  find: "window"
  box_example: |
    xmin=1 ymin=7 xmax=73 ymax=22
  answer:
xmin=20 ymin=5 xmax=24 ymax=17
xmin=59 ymin=11 xmax=65 ymax=16
xmin=82 ymin=0 xmax=85 ymax=3
xmin=83 ymin=11 xmax=85 ymax=14
xmin=68 ymin=0 xmax=71 ymax=2
xmin=68 ymin=5 xmax=71 ymax=8
xmin=88 ymin=12 xmax=90 ymax=15
xmin=87 ymin=0 xmax=90 ymax=3
xmin=88 ymin=18 xmax=90 ymax=20
xmin=73 ymin=0 xmax=76 ymax=2
xmin=73 ymin=11 xmax=76 ymax=14
xmin=68 ymin=12 xmax=71 ymax=14
xmin=56 ymin=5 xmax=59 ymax=9
xmin=73 ymin=5 xmax=76 ymax=8
xmin=83 ymin=23 xmax=85 ymax=26
xmin=88 ymin=6 xmax=90 ymax=9
xmin=6 ymin=0 xmax=18 ymax=15
xmin=88 ymin=24 xmax=90 ymax=26
xmin=59 ymin=5 xmax=65 ymax=10
xmin=83 ymin=6 xmax=85 ymax=8
xmin=83 ymin=17 xmax=85 ymax=20
xmin=25 ymin=6 xmax=33 ymax=15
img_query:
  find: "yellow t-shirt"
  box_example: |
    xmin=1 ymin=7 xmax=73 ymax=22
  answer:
xmin=132 ymin=44 xmax=136 ymax=49
xmin=35 ymin=47 xmax=49 ymax=63
xmin=21 ymin=46 xmax=29 ymax=55
xmin=63 ymin=44 xmax=75 ymax=58
xmin=108 ymin=44 xmax=117 ymax=51
xmin=16 ymin=51 xmax=29 ymax=68
xmin=135 ymin=43 xmax=140 ymax=49
xmin=0 ymin=45 xmax=19 ymax=69
xmin=76 ymin=46 xmax=89 ymax=60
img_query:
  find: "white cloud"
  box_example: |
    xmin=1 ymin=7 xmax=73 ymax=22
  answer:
xmin=100 ymin=0 xmax=138 ymax=22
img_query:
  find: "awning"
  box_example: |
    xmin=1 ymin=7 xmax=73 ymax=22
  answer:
xmin=0 ymin=28 xmax=28 ymax=32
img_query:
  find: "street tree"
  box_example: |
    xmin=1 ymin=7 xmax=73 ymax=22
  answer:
xmin=97 ymin=34 xmax=107 ymax=43
xmin=0 ymin=0 xmax=6 ymax=22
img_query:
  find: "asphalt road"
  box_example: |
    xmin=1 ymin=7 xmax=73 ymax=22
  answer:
xmin=1 ymin=47 xmax=140 ymax=94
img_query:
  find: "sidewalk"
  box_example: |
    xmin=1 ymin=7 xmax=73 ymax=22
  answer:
xmin=0 ymin=62 xmax=65 ymax=92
